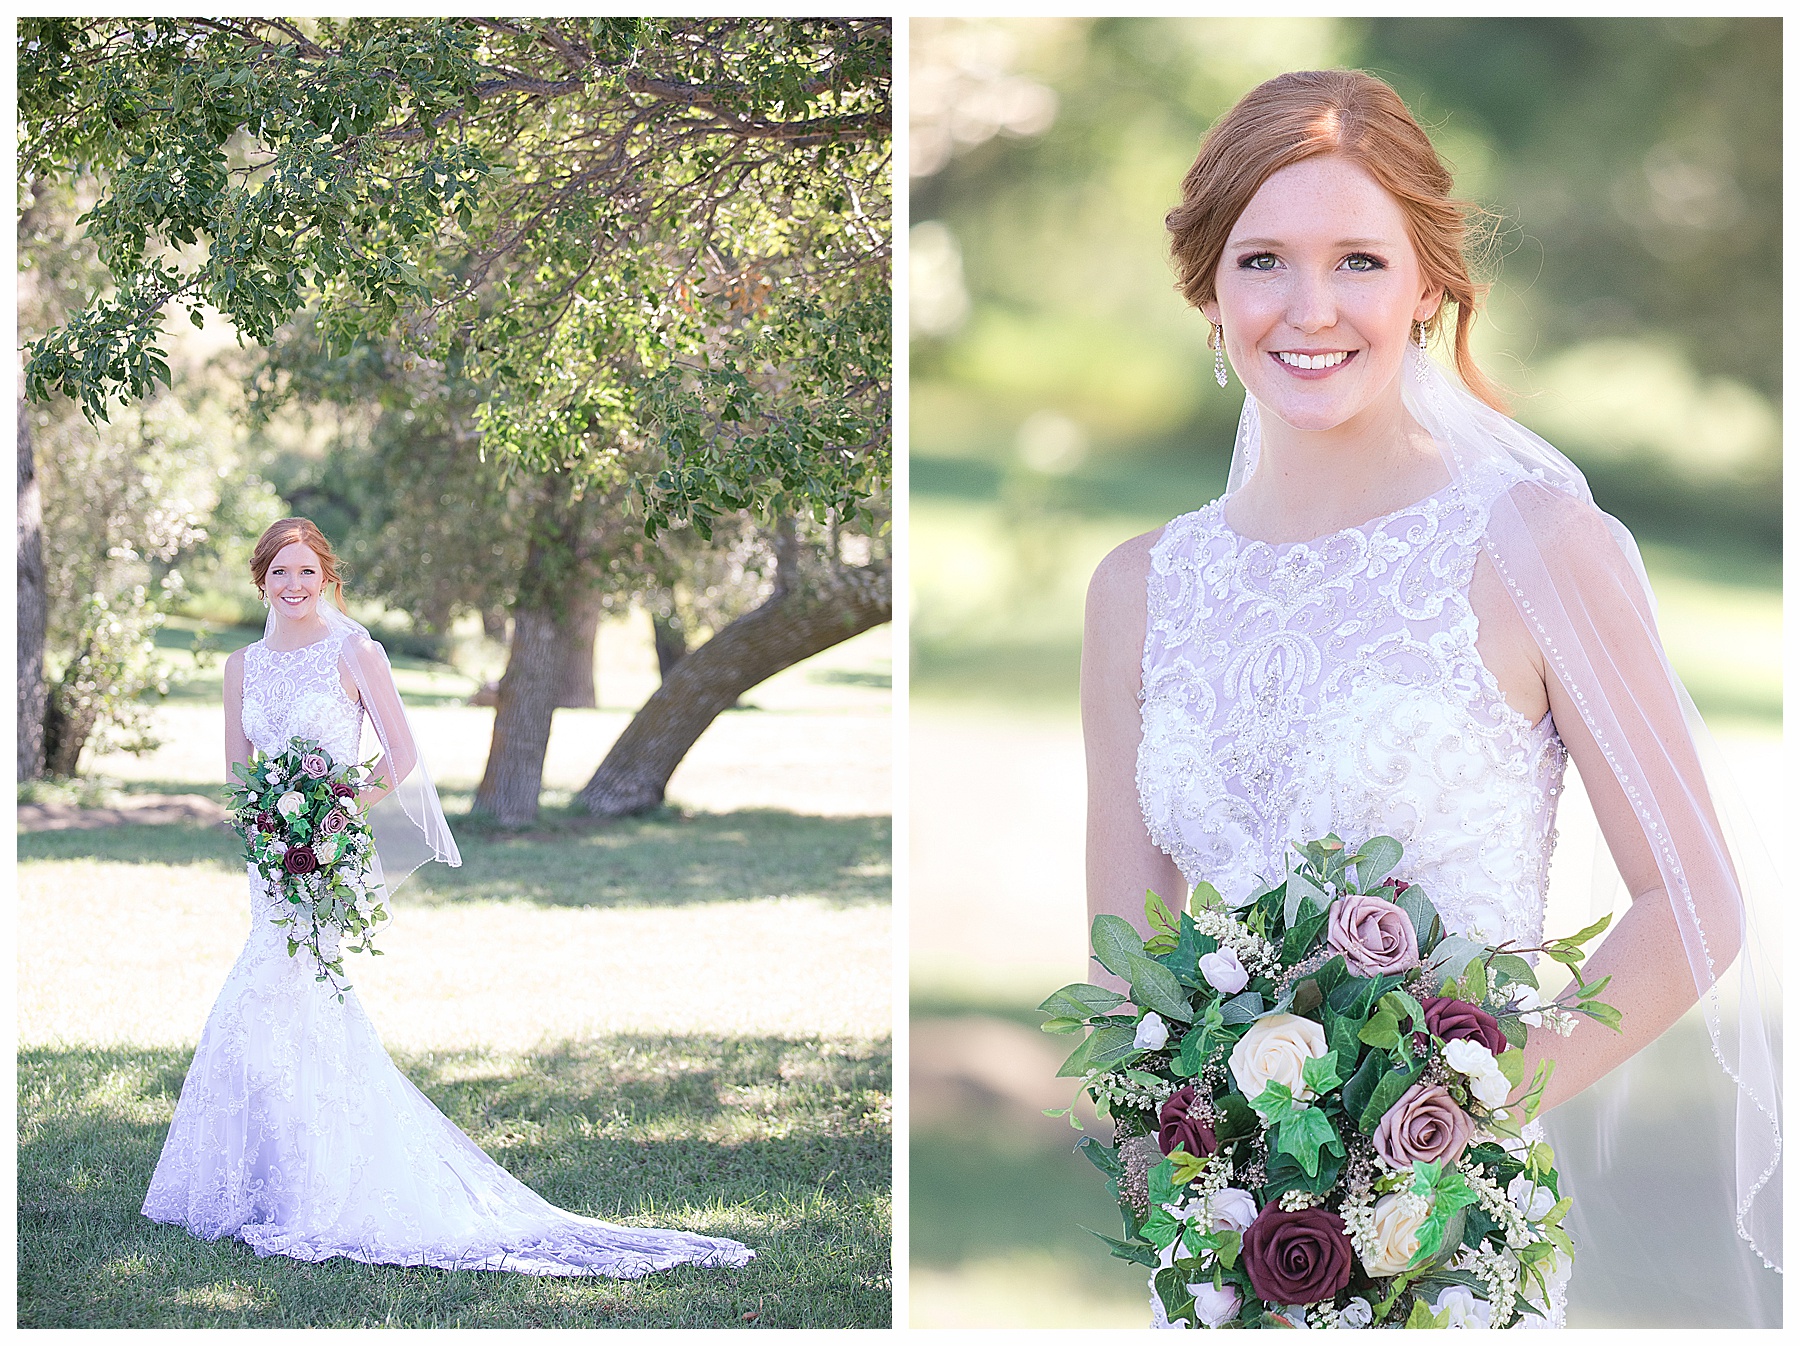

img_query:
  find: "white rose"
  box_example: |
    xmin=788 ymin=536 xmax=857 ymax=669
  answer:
xmin=1441 ymin=1038 xmax=1497 ymax=1079
xmin=265 ymin=763 xmax=285 ymax=782
xmin=1207 ymin=1187 xmax=1259 ymax=1233
xmin=1337 ymin=1296 xmax=1373 ymax=1329
xmin=1188 ymin=1281 xmax=1242 ymax=1328
xmin=269 ymin=840 xmax=288 ymax=856
xmin=1229 ymin=1013 xmax=1329 ymax=1101
xmin=1468 ymin=1066 xmax=1512 ymax=1110
xmin=313 ymin=835 xmax=340 ymax=864
xmin=1430 ymin=1285 xmax=1492 ymax=1329
xmin=275 ymin=790 xmax=305 ymax=818
xmin=1135 ymin=1011 xmax=1171 ymax=1051
xmin=1362 ymin=1193 xmax=1430 ymax=1277
xmin=1199 ymin=947 xmax=1249 ymax=994
xmin=1507 ymin=1173 xmax=1556 ymax=1222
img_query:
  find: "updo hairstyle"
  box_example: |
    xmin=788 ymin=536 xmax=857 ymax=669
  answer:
xmin=1166 ymin=69 xmax=1505 ymax=412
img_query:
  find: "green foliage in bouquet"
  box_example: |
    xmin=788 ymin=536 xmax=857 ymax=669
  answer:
xmin=1040 ymin=835 xmax=1618 ymax=1329
xmin=228 ymin=736 xmax=390 ymax=1002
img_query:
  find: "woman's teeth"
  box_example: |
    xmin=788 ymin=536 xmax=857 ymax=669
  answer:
xmin=1276 ymin=351 xmax=1349 ymax=370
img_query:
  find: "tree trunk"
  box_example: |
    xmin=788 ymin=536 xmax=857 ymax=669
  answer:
xmin=472 ymin=605 xmax=560 ymax=824
xmin=18 ymin=395 xmax=46 ymax=782
xmin=553 ymin=588 xmax=601 ymax=708
xmin=651 ymin=610 xmax=688 ymax=680
xmin=578 ymin=551 xmax=890 ymax=817
xmin=472 ymin=479 xmax=595 ymax=826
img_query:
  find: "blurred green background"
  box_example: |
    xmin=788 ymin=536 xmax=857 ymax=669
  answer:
xmin=907 ymin=17 xmax=1781 ymax=1328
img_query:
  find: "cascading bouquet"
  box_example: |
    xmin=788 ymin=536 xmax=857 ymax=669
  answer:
xmin=1041 ymin=835 xmax=1618 ymax=1329
xmin=228 ymin=736 xmax=389 ymax=1001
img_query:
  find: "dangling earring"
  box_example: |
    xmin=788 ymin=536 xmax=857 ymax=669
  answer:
xmin=261 ymin=589 xmax=269 ymax=608
xmin=1211 ymin=321 xmax=1228 ymax=388
xmin=1413 ymin=320 xmax=1430 ymax=383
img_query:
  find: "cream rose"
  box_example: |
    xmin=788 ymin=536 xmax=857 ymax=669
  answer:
xmin=275 ymin=790 xmax=305 ymax=818
xmin=1362 ymin=1192 xmax=1431 ymax=1277
xmin=1229 ymin=1013 xmax=1330 ymax=1101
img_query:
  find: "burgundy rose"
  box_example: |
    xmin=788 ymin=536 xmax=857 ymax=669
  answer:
xmin=1157 ymin=1085 xmax=1218 ymax=1158
xmin=319 ymin=809 xmax=349 ymax=838
xmin=1241 ymin=1205 xmax=1355 ymax=1306
xmin=300 ymin=753 xmax=329 ymax=779
xmin=330 ymin=782 xmax=357 ymax=799
xmin=1372 ymin=1080 xmax=1475 ymax=1169
xmin=1418 ymin=995 xmax=1507 ymax=1056
xmin=1326 ymin=892 xmax=1420 ymax=978
xmin=255 ymin=811 xmax=280 ymax=833
xmin=283 ymin=845 xmax=319 ymax=875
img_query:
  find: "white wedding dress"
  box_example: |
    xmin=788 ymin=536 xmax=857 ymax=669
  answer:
xmin=142 ymin=630 xmax=754 ymax=1276
xmin=1135 ymin=474 xmax=1569 ymax=1326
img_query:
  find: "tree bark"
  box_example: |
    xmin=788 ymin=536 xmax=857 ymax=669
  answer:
xmin=472 ymin=605 xmax=560 ymax=824
xmin=18 ymin=395 xmax=46 ymax=781
xmin=553 ymin=587 xmax=601 ymax=708
xmin=651 ymin=610 xmax=688 ymax=680
xmin=578 ymin=551 xmax=890 ymax=817
xmin=471 ymin=480 xmax=592 ymax=826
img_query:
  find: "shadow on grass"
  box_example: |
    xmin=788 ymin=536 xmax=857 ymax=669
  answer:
xmin=20 ymin=1034 xmax=891 ymax=1329
xmin=18 ymin=810 xmax=892 ymax=912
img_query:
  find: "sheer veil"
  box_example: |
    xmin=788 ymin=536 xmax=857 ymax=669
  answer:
xmin=264 ymin=601 xmax=462 ymax=893
xmin=1224 ymin=348 xmax=1781 ymax=1317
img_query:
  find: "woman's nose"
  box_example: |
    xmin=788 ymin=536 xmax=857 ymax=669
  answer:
xmin=1285 ymin=270 xmax=1338 ymax=333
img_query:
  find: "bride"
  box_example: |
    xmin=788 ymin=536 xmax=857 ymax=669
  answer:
xmin=142 ymin=517 xmax=753 ymax=1276
xmin=1082 ymin=71 xmax=1779 ymax=1325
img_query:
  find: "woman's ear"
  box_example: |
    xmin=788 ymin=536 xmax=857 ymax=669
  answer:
xmin=1415 ymin=287 xmax=1445 ymax=325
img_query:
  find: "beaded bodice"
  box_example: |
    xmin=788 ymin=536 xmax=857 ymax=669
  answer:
xmin=1136 ymin=482 xmax=1566 ymax=946
xmin=240 ymin=632 xmax=365 ymax=768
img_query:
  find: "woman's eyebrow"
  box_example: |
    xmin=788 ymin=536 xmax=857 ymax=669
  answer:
xmin=1228 ymin=235 xmax=1393 ymax=249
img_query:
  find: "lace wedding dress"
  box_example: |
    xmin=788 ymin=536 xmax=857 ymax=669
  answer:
xmin=142 ymin=630 xmax=753 ymax=1276
xmin=1136 ymin=475 xmax=1569 ymax=1326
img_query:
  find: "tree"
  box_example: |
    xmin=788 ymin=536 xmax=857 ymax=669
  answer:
xmin=18 ymin=394 xmax=46 ymax=781
xmin=22 ymin=17 xmax=891 ymax=820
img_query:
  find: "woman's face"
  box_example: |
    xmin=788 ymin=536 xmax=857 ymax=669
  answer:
xmin=265 ymin=541 xmax=327 ymax=625
xmin=1207 ymin=154 xmax=1441 ymax=436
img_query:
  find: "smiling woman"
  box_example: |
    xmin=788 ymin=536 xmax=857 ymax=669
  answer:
xmin=1078 ymin=67 xmax=1779 ymax=1329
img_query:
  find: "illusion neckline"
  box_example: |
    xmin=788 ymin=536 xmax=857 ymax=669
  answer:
xmin=1214 ymin=480 xmax=1457 ymax=552
xmin=259 ymin=630 xmax=339 ymax=655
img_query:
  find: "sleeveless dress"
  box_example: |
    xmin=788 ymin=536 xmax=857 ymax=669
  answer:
xmin=1135 ymin=479 xmax=1569 ymax=1326
xmin=141 ymin=631 xmax=753 ymax=1277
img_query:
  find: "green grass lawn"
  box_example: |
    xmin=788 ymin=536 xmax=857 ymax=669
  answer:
xmin=19 ymin=627 xmax=892 ymax=1328
xmin=21 ymin=1036 xmax=888 ymax=1328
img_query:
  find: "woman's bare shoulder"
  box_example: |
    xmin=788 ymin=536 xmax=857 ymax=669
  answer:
xmin=1086 ymin=527 xmax=1164 ymax=614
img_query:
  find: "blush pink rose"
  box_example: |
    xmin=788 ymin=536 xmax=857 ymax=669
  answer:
xmin=1327 ymin=892 xmax=1420 ymax=978
xmin=1372 ymin=1080 xmax=1475 ymax=1169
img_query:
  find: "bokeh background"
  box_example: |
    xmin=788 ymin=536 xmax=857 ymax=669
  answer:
xmin=907 ymin=17 xmax=1781 ymax=1327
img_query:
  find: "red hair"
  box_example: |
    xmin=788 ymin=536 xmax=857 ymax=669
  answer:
xmin=1167 ymin=69 xmax=1506 ymax=413
xmin=250 ymin=518 xmax=349 ymax=612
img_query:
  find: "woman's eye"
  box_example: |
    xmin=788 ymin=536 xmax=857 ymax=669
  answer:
xmin=1343 ymin=253 xmax=1385 ymax=272
xmin=1238 ymin=253 xmax=1279 ymax=271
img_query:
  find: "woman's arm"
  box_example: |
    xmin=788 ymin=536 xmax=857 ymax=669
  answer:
xmin=340 ymin=636 xmax=420 ymax=808
xmin=1478 ymin=498 xmax=1740 ymax=1116
xmin=223 ymin=647 xmax=250 ymax=779
xmin=1082 ymin=532 xmax=1187 ymax=1000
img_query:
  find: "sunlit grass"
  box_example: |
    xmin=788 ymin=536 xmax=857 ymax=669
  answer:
xmin=20 ymin=1038 xmax=889 ymax=1329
